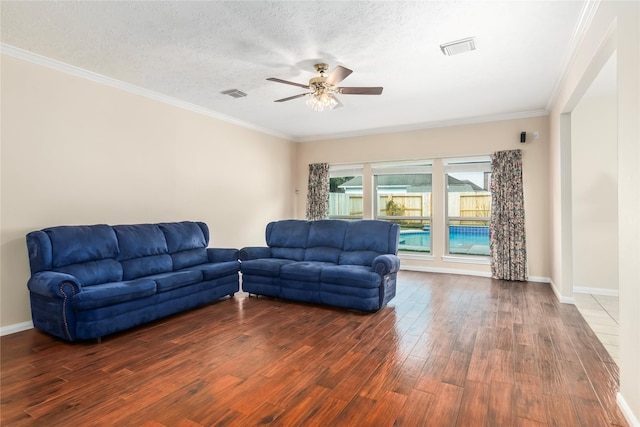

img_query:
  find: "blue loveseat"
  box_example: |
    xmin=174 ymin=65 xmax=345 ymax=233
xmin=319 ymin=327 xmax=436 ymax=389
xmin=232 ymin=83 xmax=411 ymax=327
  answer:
xmin=239 ymin=219 xmax=401 ymax=312
xmin=26 ymin=221 xmax=240 ymax=342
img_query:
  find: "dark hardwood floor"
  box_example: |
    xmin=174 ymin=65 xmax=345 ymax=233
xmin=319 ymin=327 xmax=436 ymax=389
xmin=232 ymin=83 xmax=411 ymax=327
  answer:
xmin=1 ymin=271 xmax=628 ymax=426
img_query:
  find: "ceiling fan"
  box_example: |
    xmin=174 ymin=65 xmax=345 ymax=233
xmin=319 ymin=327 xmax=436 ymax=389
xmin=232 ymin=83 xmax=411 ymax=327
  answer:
xmin=267 ymin=63 xmax=383 ymax=111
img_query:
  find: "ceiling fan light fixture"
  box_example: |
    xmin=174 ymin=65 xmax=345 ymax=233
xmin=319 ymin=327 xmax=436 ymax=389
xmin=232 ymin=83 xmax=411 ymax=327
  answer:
xmin=268 ymin=63 xmax=381 ymax=110
xmin=306 ymin=91 xmax=338 ymax=112
xmin=440 ymin=37 xmax=476 ymax=56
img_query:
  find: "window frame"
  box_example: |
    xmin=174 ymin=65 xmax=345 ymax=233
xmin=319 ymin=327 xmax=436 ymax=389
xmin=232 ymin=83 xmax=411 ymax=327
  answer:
xmin=372 ymin=161 xmax=433 ymax=254
xmin=328 ymin=164 xmax=364 ymax=220
xmin=444 ymin=157 xmax=492 ymax=258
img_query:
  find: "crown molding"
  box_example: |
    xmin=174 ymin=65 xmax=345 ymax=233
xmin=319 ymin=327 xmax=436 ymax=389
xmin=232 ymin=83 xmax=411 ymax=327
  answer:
xmin=0 ymin=43 xmax=294 ymax=141
xmin=546 ymin=0 xmax=602 ymax=111
xmin=0 ymin=43 xmax=551 ymax=144
xmin=295 ymin=109 xmax=549 ymax=143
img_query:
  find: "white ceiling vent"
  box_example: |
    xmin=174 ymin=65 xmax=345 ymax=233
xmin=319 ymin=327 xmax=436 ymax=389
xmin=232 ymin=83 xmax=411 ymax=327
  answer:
xmin=221 ymin=89 xmax=247 ymax=98
xmin=440 ymin=37 xmax=476 ymax=56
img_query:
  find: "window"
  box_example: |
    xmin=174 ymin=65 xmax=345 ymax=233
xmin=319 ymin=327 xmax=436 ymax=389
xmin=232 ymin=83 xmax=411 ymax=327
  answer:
xmin=373 ymin=162 xmax=432 ymax=253
xmin=444 ymin=157 xmax=492 ymax=256
xmin=328 ymin=165 xmax=363 ymax=220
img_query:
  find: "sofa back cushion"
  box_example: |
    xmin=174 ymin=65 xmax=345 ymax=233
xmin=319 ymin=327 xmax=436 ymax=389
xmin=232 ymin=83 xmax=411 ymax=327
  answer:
xmin=340 ymin=220 xmax=400 ymax=266
xmin=304 ymin=220 xmax=348 ymax=263
xmin=39 ymin=225 xmax=123 ymax=285
xmin=46 ymin=225 xmax=119 ymax=268
xmin=114 ymin=224 xmax=172 ymax=280
xmin=114 ymin=224 xmax=168 ymax=259
xmin=158 ymin=222 xmax=209 ymax=269
xmin=158 ymin=222 xmax=208 ymax=252
xmin=266 ymin=220 xmax=310 ymax=261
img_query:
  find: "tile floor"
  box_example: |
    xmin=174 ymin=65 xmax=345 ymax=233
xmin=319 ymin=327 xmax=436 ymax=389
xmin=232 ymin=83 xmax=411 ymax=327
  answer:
xmin=573 ymin=292 xmax=619 ymax=364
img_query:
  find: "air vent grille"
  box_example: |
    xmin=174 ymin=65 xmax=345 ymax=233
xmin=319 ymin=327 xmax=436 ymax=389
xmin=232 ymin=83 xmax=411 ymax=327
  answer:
xmin=221 ymin=89 xmax=247 ymax=98
xmin=440 ymin=37 xmax=476 ymax=56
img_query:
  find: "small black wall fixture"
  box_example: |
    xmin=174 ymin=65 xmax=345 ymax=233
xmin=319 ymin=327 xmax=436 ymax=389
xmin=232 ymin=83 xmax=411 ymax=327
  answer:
xmin=520 ymin=132 xmax=526 ymax=143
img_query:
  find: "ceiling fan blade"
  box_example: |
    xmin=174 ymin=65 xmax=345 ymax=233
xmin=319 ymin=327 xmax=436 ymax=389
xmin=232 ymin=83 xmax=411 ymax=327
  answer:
xmin=274 ymin=93 xmax=309 ymax=102
xmin=330 ymin=94 xmax=344 ymax=110
xmin=267 ymin=77 xmax=309 ymax=89
xmin=325 ymin=66 xmax=353 ymax=86
xmin=338 ymin=87 xmax=384 ymax=95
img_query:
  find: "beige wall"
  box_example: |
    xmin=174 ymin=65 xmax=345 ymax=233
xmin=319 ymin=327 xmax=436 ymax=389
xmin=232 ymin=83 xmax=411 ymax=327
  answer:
xmin=0 ymin=54 xmax=296 ymax=328
xmin=549 ymin=1 xmax=639 ymax=423
xmin=2 ymin=3 xmax=638 ymax=421
xmin=296 ymin=116 xmax=551 ymax=279
xmin=572 ymin=93 xmax=618 ymax=292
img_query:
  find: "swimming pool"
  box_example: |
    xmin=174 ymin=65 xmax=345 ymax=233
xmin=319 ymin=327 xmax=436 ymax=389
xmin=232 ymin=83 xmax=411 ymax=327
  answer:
xmin=399 ymin=226 xmax=490 ymax=255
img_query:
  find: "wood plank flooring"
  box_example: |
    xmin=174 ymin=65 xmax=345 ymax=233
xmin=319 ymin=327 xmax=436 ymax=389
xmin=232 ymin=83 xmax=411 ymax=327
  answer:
xmin=1 ymin=271 xmax=628 ymax=426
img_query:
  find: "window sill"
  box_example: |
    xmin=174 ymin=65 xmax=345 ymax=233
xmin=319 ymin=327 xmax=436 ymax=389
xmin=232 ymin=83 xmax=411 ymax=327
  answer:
xmin=399 ymin=252 xmax=434 ymax=261
xmin=442 ymin=255 xmax=490 ymax=265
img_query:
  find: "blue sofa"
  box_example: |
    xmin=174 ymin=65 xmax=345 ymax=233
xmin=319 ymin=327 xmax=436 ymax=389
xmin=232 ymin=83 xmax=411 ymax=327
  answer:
xmin=25 ymin=221 xmax=240 ymax=342
xmin=239 ymin=219 xmax=401 ymax=312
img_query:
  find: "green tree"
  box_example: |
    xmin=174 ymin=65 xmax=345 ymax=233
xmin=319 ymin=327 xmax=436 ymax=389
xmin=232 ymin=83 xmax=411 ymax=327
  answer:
xmin=330 ymin=176 xmax=354 ymax=193
xmin=386 ymin=199 xmax=405 ymax=216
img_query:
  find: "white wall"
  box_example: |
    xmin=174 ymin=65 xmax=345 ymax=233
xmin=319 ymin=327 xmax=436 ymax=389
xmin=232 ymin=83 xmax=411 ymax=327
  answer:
xmin=0 ymin=54 xmax=296 ymax=329
xmin=296 ymin=116 xmax=551 ymax=279
xmin=548 ymin=1 xmax=639 ymax=423
xmin=572 ymin=93 xmax=618 ymax=293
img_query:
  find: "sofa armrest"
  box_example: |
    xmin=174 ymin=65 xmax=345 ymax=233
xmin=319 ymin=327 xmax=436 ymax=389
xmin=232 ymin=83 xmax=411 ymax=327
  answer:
xmin=27 ymin=271 xmax=83 ymax=298
xmin=207 ymin=248 xmax=240 ymax=263
xmin=372 ymin=254 xmax=401 ymax=276
xmin=238 ymin=246 xmax=271 ymax=261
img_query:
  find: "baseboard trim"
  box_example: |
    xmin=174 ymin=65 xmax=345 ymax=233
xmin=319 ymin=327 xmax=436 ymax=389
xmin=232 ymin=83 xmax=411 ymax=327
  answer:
xmin=574 ymin=286 xmax=619 ymax=297
xmin=0 ymin=321 xmax=34 ymax=337
xmin=527 ymin=275 xmax=551 ymax=283
xmin=400 ymin=265 xmax=491 ymax=278
xmin=618 ymin=393 xmax=640 ymax=427
xmin=400 ymin=267 xmax=562 ymax=288
xmin=546 ymin=278 xmax=575 ymax=305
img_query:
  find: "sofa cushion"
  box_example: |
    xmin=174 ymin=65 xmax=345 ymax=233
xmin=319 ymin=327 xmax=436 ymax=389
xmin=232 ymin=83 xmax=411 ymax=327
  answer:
xmin=71 ymin=279 xmax=156 ymax=311
xmin=266 ymin=220 xmax=310 ymax=261
xmin=281 ymin=261 xmax=334 ymax=282
xmin=307 ymin=220 xmax=348 ymax=248
xmin=240 ymin=258 xmax=295 ymax=277
xmin=266 ymin=220 xmax=310 ymax=248
xmin=120 ymin=254 xmax=173 ymax=281
xmin=46 ymin=225 xmax=119 ymax=268
xmin=304 ymin=247 xmax=342 ymax=263
xmin=271 ymin=247 xmax=305 ymax=261
xmin=339 ymin=250 xmax=382 ymax=267
xmin=172 ymin=248 xmax=209 ymax=270
xmin=147 ymin=270 xmax=202 ymax=292
xmin=182 ymin=261 xmax=240 ymax=281
xmin=114 ymin=224 xmax=168 ymax=260
xmin=58 ymin=259 xmax=123 ymax=286
xmin=158 ymin=222 xmax=208 ymax=253
xmin=343 ymin=220 xmax=399 ymax=254
xmin=320 ymin=265 xmax=382 ymax=289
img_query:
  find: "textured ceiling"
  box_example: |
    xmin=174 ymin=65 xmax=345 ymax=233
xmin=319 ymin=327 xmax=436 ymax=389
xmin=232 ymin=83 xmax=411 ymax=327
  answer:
xmin=1 ymin=1 xmax=589 ymax=141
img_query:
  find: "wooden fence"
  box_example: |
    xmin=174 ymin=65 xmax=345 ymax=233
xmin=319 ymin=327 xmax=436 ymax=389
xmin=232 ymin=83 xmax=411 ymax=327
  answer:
xmin=329 ymin=192 xmax=490 ymax=218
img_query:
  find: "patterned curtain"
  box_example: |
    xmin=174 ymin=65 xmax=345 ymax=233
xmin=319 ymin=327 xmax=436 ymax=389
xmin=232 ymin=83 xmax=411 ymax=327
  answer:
xmin=306 ymin=163 xmax=330 ymax=220
xmin=490 ymin=149 xmax=527 ymax=281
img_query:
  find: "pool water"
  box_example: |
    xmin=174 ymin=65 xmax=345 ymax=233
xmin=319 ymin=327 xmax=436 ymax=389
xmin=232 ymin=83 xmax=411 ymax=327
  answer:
xmin=399 ymin=227 xmax=490 ymax=256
